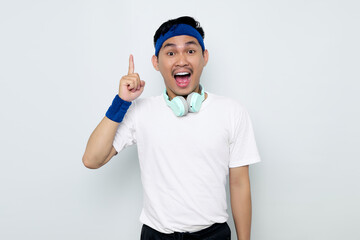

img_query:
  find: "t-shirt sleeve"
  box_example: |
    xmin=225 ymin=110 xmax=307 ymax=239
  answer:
xmin=112 ymin=100 xmax=137 ymax=153
xmin=228 ymin=106 xmax=261 ymax=168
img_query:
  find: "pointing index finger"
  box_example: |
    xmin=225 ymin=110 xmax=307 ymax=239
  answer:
xmin=128 ymin=54 xmax=134 ymax=74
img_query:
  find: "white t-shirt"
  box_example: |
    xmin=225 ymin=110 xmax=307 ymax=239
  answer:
xmin=113 ymin=91 xmax=261 ymax=233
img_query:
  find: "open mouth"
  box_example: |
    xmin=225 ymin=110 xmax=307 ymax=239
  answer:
xmin=174 ymin=71 xmax=192 ymax=88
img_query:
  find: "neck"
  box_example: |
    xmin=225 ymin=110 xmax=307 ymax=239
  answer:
xmin=167 ymin=85 xmax=202 ymax=101
xmin=166 ymin=86 xmax=207 ymax=102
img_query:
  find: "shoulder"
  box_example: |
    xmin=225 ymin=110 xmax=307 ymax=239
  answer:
xmin=132 ymin=94 xmax=163 ymax=107
xmin=127 ymin=94 xmax=164 ymax=115
xmin=207 ymin=92 xmax=247 ymax=113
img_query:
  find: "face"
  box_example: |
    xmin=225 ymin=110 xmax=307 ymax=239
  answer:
xmin=152 ymin=35 xmax=209 ymax=100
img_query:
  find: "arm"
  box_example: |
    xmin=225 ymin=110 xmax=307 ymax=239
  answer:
xmin=229 ymin=165 xmax=252 ymax=240
xmin=82 ymin=54 xmax=145 ymax=169
xmin=82 ymin=116 xmax=120 ymax=169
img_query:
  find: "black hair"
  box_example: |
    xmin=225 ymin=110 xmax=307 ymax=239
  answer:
xmin=153 ymin=16 xmax=205 ymax=47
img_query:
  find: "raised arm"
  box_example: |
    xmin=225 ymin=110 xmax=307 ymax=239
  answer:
xmin=82 ymin=55 xmax=145 ymax=169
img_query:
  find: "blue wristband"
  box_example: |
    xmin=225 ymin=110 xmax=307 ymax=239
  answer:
xmin=105 ymin=95 xmax=132 ymax=123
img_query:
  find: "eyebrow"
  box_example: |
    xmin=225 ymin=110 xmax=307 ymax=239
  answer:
xmin=185 ymin=41 xmax=199 ymax=46
xmin=163 ymin=43 xmax=176 ymax=49
xmin=162 ymin=41 xmax=199 ymax=49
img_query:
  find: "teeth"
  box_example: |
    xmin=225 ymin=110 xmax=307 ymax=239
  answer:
xmin=175 ymin=72 xmax=190 ymax=76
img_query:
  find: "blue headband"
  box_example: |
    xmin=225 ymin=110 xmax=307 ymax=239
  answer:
xmin=155 ymin=24 xmax=205 ymax=56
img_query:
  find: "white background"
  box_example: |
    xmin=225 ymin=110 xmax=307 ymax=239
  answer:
xmin=1 ymin=0 xmax=359 ymax=239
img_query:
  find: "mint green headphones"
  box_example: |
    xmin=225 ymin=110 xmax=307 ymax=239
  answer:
xmin=163 ymin=84 xmax=205 ymax=117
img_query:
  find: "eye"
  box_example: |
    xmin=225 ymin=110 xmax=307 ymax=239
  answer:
xmin=167 ymin=52 xmax=175 ymax=56
xmin=188 ymin=49 xmax=196 ymax=54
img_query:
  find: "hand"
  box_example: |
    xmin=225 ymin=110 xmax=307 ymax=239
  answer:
xmin=118 ymin=54 xmax=146 ymax=102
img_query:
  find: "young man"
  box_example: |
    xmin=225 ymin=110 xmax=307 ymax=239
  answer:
xmin=82 ymin=16 xmax=261 ymax=240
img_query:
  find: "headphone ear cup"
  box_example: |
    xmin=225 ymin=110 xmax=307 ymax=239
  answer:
xmin=186 ymin=92 xmax=195 ymax=112
xmin=187 ymin=92 xmax=202 ymax=113
xmin=178 ymin=96 xmax=189 ymax=115
xmin=171 ymin=96 xmax=189 ymax=117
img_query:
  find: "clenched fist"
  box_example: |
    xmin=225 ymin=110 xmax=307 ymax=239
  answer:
xmin=118 ymin=54 xmax=146 ymax=102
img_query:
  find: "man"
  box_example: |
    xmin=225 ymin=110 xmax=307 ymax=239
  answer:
xmin=82 ymin=16 xmax=261 ymax=240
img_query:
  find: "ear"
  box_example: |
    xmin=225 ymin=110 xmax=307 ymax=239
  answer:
xmin=151 ymin=55 xmax=159 ymax=71
xmin=203 ymin=49 xmax=209 ymax=67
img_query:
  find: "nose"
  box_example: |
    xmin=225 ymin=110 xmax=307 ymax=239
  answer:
xmin=175 ymin=52 xmax=189 ymax=67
